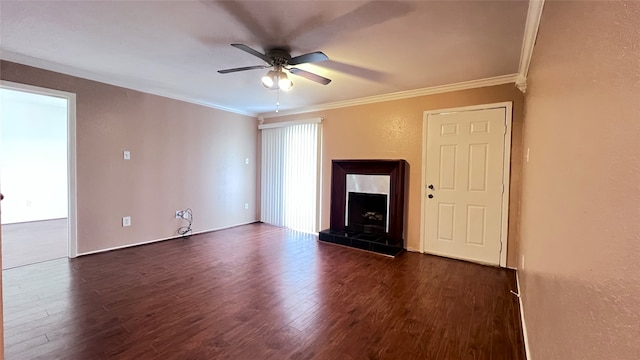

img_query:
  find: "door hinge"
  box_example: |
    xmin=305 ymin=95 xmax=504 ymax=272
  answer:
xmin=500 ymin=241 xmax=503 ymax=253
xmin=504 ymin=125 xmax=507 ymax=135
xmin=501 ymin=184 xmax=505 ymax=193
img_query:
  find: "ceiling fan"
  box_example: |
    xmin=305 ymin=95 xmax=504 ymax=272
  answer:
xmin=217 ymin=44 xmax=332 ymax=90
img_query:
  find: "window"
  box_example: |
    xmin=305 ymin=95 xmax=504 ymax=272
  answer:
xmin=260 ymin=119 xmax=321 ymax=233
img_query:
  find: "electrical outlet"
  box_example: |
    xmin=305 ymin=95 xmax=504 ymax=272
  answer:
xmin=244 ymin=203 xmax=249 ymax=210
xmin=525 ymin=148 xmax=530 ymax=163
xmin=176 ymin=211 xmax=183 ymax=219
xmin=122 ymin=216 xmax=131 ymax=227
xmin=245 ymin=158 xmax=249 ymax=165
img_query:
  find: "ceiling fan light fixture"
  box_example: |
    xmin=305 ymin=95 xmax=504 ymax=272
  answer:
xmin=261 ymin=68 xmax=293 ymax=91
xmin=278 ymin=72 xmax=293 ymax=91
xmin=261 ymin=70 xmax=277 ymax=89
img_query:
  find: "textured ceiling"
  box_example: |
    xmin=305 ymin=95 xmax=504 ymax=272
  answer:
xmin=0 ymin=1 xmax=528 ymax=115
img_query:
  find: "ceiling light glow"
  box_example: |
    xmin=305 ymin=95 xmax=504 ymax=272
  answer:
xmin=262 ymin=67 xmax=293 ymax=91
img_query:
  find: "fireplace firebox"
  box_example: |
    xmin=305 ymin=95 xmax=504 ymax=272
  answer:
xmin=319 ymin=159 xmax=407 ymax=256
xmin=347 ymin=192 xmax=387 ymax=237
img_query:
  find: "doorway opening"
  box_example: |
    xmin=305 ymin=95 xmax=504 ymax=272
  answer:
xmin=0 ymin=81 xmax=77 ymax=269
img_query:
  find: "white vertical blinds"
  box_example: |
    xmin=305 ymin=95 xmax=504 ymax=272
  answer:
xmin=261 ymin=127 xmax=286 ymax=227
xmin=261 ymin=122 xmax=320 ymax=233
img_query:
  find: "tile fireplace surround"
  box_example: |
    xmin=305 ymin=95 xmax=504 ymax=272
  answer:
xmin=319 ymin=159 xmax=407 ymax=256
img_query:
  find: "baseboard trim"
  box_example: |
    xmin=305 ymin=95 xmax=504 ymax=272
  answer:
xmin=516 ymin=271 xmax=532 ymax=360
xmin=76 ymin=221 xmax=258 ymax=256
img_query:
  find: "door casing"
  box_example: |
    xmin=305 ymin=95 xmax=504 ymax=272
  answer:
xmin=0 ymin=80 xmax=78 ymax=258
xmin=420 ymin=101 xmax=512 ymax=267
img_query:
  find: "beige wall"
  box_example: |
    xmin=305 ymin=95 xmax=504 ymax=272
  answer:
xmin=0 ymin=61 xmax=258 ymax=254
xmin=519 ymin=2 xmax=640 ymax=359
xmin=264 ymin=83 xmax=524 ymax=267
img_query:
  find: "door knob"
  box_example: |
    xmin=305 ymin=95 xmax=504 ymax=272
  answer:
xmin=428 ymin=194 xmax=434 ymax=199
xmin=428 ymin=184 xmax=434 ymax=190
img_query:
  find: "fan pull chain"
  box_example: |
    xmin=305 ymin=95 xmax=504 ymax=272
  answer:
xmin=276 ymin=88 xmax=280 ymax=113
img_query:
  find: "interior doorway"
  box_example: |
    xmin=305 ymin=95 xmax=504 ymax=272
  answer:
xmin=421 ymin=102 xmax=512 ymax=267
xmin=0 ymin=81 xmax=77 ymax=269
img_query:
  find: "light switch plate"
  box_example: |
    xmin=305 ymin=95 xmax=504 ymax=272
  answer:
xmin=124 ymin=150 xmax=131 ymax=160
xmin=122 ymin=216 xmax=131 ymax=227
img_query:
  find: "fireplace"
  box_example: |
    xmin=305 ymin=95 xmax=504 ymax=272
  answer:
xmin=347 ymin=192 xmax=387 ymax=236
xmin=319 ymin=159 xmax=407 ymax=256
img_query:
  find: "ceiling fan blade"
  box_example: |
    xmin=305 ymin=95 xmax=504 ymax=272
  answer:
xmin=231 ymin=44 xmax=272 ymax=64
xmin=288 ymin=51 xmax=329 ymax=66
xmin=217 ymin=65 xmax=269 ymax=74
xmin=289 ymin=68 xmax=332 ymax=85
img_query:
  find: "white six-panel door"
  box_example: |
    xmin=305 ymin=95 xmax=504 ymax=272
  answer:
xmin=423 ymin=107 xmax=507 ymax=266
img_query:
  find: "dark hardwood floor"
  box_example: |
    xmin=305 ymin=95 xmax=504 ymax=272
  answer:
xmin=2 ymin=223 xmax=525 ymax=359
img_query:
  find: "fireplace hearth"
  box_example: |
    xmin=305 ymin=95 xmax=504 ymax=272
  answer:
xmin=319 ymin=159 xmax=407 ymax=256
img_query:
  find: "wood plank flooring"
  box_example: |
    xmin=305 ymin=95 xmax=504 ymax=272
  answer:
xmin=2 ymin=219 xmax=68 ymax=269
xmin=2 ymin=223 xmax=525 ymax=359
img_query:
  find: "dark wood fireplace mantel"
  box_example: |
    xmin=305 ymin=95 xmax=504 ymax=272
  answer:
xmin=319 ymin=159 xmax=407 ymax=256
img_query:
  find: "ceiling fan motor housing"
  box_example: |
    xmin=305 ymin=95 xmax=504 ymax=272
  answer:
xmin=266 ymin=49 xmax=292 ymax=66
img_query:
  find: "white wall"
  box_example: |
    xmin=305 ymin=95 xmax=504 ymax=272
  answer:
xmin=0 ymin=88 xmax=68 ymax=224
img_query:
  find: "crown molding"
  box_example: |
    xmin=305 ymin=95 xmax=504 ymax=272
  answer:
xmin=0 ymin=50 xmax=257 ymax=117
xmin=516 ymin=0 xmax=545 ymax=93
xmin=516 ymin=75 xmax=527 ymax=93
xmin=260 ymin=74 xmax=519 ymax=118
